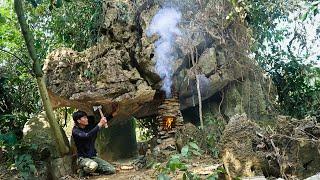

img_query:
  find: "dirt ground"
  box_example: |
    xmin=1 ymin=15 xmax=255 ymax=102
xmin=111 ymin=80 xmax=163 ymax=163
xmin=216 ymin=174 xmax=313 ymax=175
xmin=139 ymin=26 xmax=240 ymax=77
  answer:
xmin=0 ymin=154 xmax=221 ymax=179
xmin=64 ymin=155 xmax=222 ymax=180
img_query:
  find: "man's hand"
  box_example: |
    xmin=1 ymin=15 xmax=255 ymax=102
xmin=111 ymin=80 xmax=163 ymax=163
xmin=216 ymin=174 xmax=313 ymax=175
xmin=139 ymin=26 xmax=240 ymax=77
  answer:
xmin=98 ymin=117 xmax=107 ymax=128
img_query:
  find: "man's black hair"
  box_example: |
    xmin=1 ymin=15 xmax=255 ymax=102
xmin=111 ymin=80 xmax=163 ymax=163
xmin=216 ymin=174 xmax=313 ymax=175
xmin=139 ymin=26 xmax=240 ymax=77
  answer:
xmin=72 ymin=110 xmax=87 ymax=125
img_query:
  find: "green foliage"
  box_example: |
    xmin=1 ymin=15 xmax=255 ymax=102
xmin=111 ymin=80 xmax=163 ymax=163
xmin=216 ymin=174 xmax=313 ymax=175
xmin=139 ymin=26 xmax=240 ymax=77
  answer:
xmin=206 ymin=167 xmax=226 ymax=180
xmin=155 ymin=142 xmax=206 ymax=179
xmin=136 ymin=117 xmax=158 ymax=141
xmin=15 ymin=154 xmax=36 ymax=179
xmin=155 ymin=141 xmax=226 ymax=179
xmin=206 ymin=134 xmax=220 ymax=158
xmin=23 ymin=0 xmax=103 ymax=56
xmin=268 ymin=58 xmax=320 ymax=118
xmin=13 ymin=143 xmax=39 ymax=180
xmin=157 ymin=173 xmax=170 ymax=180
xmin=0 ymin=1 xmax=39 ymax=142
xmin=166 ymin=155 xmax=187 ymax=172
xmin=183 ymin=171 xmax=201 ymax=180
xmin=155 ymin=154 xmax=187 ymax=179
xmin=0 ymin=132 xmax=17 ymax=146
xmin=301 ymin=1 xmax=320 ymax=21
xmin=204 ymin=114 xmax=224 ymax=158
xmin=83 ymin=69 xmax=94 ymax=79
xmin=230 ymin=0 xmax=320 ymax=119
xmin=181 ymin=142 xmax=204 ymax=158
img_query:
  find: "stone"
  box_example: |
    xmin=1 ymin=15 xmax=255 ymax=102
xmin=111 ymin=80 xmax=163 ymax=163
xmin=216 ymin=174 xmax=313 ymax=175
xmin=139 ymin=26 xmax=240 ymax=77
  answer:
xmin=220 ymin=114 xmax=320 ymax=179
xmin=23 ymin=112 xmax=69 ymax=159
xmin=42 ymin=0 xmax=274 ymax=124
xmin=50 ymin=155 xmax=73 ymax=180
xmin=220 ymin=114 xmax=265 ymax=178
xmin=198 ymin=47 xmax=217 ymax=75
xmin=22 ymin=112 xmax=72 ymax=180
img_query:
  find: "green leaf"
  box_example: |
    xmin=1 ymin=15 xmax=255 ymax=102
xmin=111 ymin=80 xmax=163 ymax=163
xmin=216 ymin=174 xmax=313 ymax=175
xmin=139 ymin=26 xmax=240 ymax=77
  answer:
xmin=26 ymin=0 xmax=38 ymax=7
xmin=55 ymin=0 xmax=63 ymax=8
xmin=300 ymin=12 xmax=308 ymax=21
xmin=183 ymin=173 xmax=187 ymax=180
xmin=181 ymin=145 xmax=189 ymax=157
xmin=29 ymin=164 xmax=36 ymax=173
xmin=30 ymin=144 xmax=38 ymax=151
xmin=0 ymin=14 xmax=6 ymax=24
xmin=312 ymin=6 xmax=318 ymax=16
xmin=191 ymin=150 xmax=202 ymax=156
xmin=206 ymin=174 xmax=218 ymax=180
xmin=231 ymin=0 xmax=238 ymax=6
xmin=188 ymin=142 xmax=199 ymax=150
xmin=157 ymin=173 xmax=170 ymax=180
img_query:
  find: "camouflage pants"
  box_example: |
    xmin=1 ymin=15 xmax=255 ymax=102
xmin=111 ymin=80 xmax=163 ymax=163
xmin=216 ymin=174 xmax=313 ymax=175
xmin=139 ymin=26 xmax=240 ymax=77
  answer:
xmin=78 ymin=156 xmax=116 ymax=174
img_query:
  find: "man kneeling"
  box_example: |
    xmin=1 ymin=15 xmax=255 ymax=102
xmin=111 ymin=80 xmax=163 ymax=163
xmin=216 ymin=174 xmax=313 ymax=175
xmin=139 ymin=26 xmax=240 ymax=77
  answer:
xmin=72 ymin=110 xmax=116 ymax=175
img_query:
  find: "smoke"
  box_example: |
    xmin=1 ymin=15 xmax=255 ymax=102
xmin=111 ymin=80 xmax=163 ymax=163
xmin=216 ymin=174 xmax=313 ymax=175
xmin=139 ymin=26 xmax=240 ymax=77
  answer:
xmin=147 ymin=8 xmax=182 ymax=98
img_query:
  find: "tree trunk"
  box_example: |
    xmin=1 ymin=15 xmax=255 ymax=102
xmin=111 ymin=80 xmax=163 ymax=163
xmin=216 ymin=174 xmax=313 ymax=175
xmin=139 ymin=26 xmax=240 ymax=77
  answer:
xmin=196 ymin=75 xmax=204 ymax=129
xmin=14 ymin=0 xmax=69 ymax=156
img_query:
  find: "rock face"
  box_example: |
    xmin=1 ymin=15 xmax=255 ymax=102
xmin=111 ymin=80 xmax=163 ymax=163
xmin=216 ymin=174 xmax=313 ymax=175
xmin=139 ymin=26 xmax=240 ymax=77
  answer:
xmin=220 ymin=114 xmax=320 ymax=179
xmin=43 ymin=0 xmax=274 ymax=123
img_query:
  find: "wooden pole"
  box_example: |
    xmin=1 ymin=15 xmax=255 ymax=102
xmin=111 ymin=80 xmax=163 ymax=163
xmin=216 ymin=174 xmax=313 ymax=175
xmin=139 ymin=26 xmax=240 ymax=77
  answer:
xmin=196 ymin=75 xmax=204 ymax=130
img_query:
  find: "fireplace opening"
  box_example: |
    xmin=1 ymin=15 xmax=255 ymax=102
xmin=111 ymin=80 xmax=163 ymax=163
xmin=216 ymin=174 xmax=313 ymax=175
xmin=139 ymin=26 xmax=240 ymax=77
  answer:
xmin=162 ymin=116 xmax=176 ymax=130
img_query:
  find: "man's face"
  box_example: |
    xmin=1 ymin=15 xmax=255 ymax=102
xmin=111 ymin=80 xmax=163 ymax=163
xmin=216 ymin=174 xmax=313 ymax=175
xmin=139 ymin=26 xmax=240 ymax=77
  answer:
xmin=77 ymin=116 xmax=88 ymax=126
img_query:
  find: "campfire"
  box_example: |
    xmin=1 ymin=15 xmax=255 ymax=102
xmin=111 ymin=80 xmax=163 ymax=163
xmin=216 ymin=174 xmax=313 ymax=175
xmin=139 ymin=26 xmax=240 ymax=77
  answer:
xmin=162 ymin=116 xmax=176 ymax=130
xmin=157 ymin=96 xmax=183 ymax=131
xmin=154 ymin=93 xmax=183 ymax=157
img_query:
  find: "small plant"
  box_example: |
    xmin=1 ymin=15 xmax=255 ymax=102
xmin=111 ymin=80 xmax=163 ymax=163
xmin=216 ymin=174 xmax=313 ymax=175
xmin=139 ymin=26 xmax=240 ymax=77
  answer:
xmin=83 ymin=69 xmax=94 ymax=79
xmin=181 ymin=142 xmax=204 ymax=158
xmin=183 ymin=170 xmax=201 ymax=180
xmin=155 ymin=154 xmax=187 ymax=174
xmin=155 ymin=142 xmax=206 ymax=179
xmin=206 ymin=133 xmax=220 ymax=158
xmin=206 ymin=167 xmax=226 ymax=180
xmin=13 ymin=143 xmax=39 ymax=179
xmin=15 ymin=154 xmax=37 ymax=179
xmin=204 ymin=114 xmax=224 ymax=158
xmin=155 ymin=154 xmax=187 ymax=179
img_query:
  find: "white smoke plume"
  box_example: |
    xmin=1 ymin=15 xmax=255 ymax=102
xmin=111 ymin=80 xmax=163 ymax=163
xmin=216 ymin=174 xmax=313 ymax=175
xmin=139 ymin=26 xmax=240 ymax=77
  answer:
xmin=147 ymin=8 xmax=182 ymax=98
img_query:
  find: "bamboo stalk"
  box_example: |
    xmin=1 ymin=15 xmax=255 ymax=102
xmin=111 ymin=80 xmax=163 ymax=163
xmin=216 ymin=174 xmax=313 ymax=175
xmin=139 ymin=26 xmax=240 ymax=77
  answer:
xmin=14 ymin=0 xmax=69 ymax=156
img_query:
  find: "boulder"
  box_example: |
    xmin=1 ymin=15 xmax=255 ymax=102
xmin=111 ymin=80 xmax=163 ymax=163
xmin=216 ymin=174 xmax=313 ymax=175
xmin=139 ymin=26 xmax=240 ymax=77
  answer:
xmin=42 ymin=0 xmax=274 ymax=124
xmin=220 ymin=114 xmax=266 ymax=178
xmin=23 ymin=112 xmax=65 ymax=159
xmin=220 ymin=114 xmax=320 ymax=179
xmin=22 ymin=112 xmax=72 ymax=179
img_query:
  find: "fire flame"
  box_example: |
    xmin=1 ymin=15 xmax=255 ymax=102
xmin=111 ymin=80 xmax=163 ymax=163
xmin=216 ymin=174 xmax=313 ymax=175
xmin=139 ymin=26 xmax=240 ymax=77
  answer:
xmin=163 ymin=117 xmax=174 ymax=130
